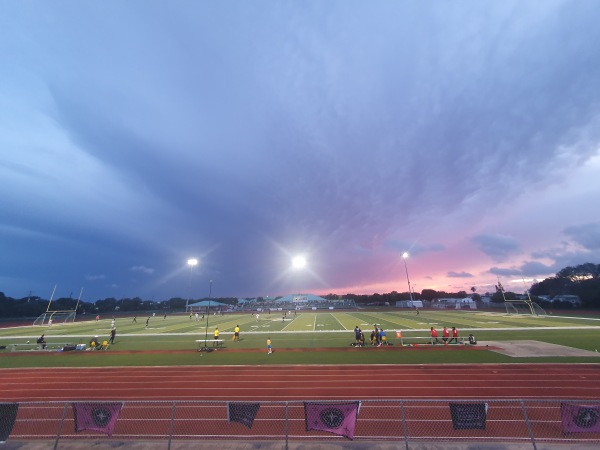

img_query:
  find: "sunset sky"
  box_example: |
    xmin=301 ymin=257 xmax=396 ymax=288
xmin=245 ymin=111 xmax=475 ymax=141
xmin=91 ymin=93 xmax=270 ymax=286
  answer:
xmin=1 ymin=1 xmax=599 ymax=302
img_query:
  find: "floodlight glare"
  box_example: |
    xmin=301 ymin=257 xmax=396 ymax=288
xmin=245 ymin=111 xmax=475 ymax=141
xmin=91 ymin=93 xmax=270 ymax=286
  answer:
xmin=292 ymin=255 xmax=307 ymax=269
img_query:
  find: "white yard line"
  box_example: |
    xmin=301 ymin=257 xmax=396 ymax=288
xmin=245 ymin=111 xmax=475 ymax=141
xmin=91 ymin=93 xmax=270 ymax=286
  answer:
xmin=331 ymin=312 xmax=348 ymax=330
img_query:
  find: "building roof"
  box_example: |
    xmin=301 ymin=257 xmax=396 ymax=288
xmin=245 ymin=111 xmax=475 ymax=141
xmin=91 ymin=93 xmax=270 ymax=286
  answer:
xmin=189 ymin=300 xmax=229 ymax=307
xmin=276 ymin=293 xmax=327 ymax=302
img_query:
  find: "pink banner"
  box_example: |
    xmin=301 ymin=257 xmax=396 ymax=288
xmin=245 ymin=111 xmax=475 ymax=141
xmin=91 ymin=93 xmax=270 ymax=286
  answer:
xmin=561 ymin=403 xmax=600 ymax=433
xmin=72 ymin=402 xmax=123 ymax=436
xmin=304 ymin=401 xmax=359 ymax=440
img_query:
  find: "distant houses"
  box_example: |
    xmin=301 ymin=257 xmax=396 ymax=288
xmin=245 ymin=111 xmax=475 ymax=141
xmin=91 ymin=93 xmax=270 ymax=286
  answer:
xmin=546 ymin=294 xmax=582 ymax=306
xmin=395 ymin=300 xmax=424 ymax=308
xmin=434 ymin=298 xmax=477 ymax=309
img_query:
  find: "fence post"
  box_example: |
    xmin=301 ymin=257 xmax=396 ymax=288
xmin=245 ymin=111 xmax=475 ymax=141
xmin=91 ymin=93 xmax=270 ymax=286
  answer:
xmin=167 ymin=401 xmax=177 ymax=450
xmin=399 ymin=400 xmax=409 ymax=450
xmin=53 ymin=402 xmax=69 ymax=450
xmin=519 ymin=399 xmax=537 ymax=450
xmin=285 ymin=401 xmax=289 ymax=450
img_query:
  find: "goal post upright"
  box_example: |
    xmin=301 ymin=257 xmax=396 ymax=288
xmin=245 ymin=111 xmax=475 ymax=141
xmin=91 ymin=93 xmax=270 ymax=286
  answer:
xmin=74 ymin=287 xmax=83 ymax=321
xmin=45 ymin=285 xmax=57 ymax=313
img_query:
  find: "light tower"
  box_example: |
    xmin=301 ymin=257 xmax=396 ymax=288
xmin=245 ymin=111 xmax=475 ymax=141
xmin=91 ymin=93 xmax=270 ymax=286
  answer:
xmin=186 ymin=258 xmax=198 ymax=311
xmin=402 ymin=252 xmax=414 ymax=302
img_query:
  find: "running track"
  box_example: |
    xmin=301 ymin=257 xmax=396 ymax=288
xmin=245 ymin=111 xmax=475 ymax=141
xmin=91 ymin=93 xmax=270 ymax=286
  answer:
xmin=2 ymin=364 xmax=600 ymax=402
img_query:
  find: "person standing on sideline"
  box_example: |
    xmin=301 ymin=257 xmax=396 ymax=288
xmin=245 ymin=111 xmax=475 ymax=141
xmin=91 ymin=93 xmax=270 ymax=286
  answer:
xmin=233 ymin=325 xmax=240 ymax=342
xmin=354 ymin=325 xmax=362 ymax=347
xmin=430 ymin=327 xmax=439 ymax=345
xmin=442 ymin=326 xmax=450 ymax=345
xmin=145 ymin=317 xmax=150 ymax=328
xmin=48 ymin=318 xmax=52 ymax=327
xmin=109 ymin=327 xmax=116 ymax=344
xmin=96 ymin=315 xmax=100 ymax=322
xmin=213 ymin=327 xmax=219 ymax=346
xmin=450 ymin=327 xmax=459 ymax=344
xmin=267 ymin=337 xmax=272 ymax=354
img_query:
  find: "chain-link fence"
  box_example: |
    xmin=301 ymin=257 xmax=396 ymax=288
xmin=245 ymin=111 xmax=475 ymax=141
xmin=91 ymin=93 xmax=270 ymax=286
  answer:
xmin=2 ymin=399 xmax=600 ymax=449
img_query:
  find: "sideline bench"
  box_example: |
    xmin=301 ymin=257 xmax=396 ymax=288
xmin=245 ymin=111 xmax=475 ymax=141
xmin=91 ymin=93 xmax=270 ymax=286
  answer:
xmin=196 ymin=339 xmax=224 ymax=349
xmin=394 ymin=334 xmax=467 ymax=346
xmin=8 ymin=342 xmax=74 ymax=352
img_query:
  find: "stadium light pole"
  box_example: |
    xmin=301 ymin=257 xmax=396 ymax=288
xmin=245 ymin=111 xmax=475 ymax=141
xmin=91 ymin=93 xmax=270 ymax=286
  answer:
xmin=202 ymin=280 xmax=213 ymax=350
xmin=186 ymin=258 xmax=198 ymax=312
xmin=402 ymin=252 xmax=414 ymax=302
xmin=291 ymin=255 xmax=307 ymax=302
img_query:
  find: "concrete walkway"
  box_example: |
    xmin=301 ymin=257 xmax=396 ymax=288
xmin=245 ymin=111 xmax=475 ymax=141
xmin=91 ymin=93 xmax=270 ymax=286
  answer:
xmin=479 ymin=340 xmax=600 ymax=358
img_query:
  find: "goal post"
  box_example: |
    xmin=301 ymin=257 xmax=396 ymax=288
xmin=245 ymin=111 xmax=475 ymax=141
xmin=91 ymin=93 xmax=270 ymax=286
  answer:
xmin=33 ymin=310 xmax=77 ymax=326
xmin=505 ymin=300 xmax=547 ymax=316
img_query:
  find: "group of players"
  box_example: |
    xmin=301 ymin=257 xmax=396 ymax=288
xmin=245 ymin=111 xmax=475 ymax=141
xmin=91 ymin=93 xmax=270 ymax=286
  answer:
xmin=354 ymin=324 xmax=460 ymax=347
xmin=353 ymin=325 xmax=390 ymax=347
xmin=430 ymin=326 xmax=459 ymax=345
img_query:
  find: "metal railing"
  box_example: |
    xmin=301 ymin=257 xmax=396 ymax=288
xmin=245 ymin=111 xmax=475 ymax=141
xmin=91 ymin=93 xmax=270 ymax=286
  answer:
xmin=3 ymin=399 xmax=600 ymax=449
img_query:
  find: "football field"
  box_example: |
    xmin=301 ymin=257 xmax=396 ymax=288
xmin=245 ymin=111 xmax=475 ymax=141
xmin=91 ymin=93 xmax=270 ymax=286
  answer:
xmin=1 ymin=308 xmax=600 ymax=349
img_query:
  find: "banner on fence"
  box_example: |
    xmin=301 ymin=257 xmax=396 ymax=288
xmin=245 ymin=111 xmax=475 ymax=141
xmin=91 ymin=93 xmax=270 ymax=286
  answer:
xmin=72 ymin=402 xmax=123 ymax=436
xmin=304 ymin=401 xmax=360 ymax=440
xmin=227 ymin=402 xmax=260 ymax=429
xmin=561 ymin=403 xmax=600 ymax=433
xmin=0 ymin=403 xmax=19 ymax=443
xmin=449 ymin=402 xmax=487 ymax=430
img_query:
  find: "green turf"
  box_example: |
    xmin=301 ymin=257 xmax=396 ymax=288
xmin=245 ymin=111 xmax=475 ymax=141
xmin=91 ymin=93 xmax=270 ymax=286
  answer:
xmin=1 ymin=310 xmax=599 ymax=367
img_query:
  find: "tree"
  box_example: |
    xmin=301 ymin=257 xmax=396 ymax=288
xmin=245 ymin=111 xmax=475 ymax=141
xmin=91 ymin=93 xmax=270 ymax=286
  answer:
xmin=530 ymin=262 xmax=600 ymax=307
xmin=556 ymin=263 xmax=600 ymax=282
xmin=420 ymin=289 xmax=438 ymax=301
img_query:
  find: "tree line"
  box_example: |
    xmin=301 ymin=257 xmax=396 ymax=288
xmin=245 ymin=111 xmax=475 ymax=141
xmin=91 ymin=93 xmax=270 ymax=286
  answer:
xmin=1 ymin=263 xmax=598 ymax=319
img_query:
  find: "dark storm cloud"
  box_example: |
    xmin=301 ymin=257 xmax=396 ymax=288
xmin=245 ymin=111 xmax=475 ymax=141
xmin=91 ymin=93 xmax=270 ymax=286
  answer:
xmin=1 ymin=1 xmax=600 ymax=299
xmin=447 ymin=271 xmax=474 ymax=278
xmin=471 ymin=234 xmax=520 ymax=262
xmin=489 ymin=266 xmax=522 ymax=277
xmin=563 ymin=223 xmax=600 ymax=250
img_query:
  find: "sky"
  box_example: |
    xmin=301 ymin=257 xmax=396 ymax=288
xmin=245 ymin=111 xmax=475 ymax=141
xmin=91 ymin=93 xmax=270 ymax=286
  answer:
xmin=1 ymin=1 xmax=600 ymax=302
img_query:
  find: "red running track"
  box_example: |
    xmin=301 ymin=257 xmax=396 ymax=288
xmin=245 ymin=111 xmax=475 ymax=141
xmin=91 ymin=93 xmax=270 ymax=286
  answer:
xmin=1 ymin=364 xmax=600 ymax=402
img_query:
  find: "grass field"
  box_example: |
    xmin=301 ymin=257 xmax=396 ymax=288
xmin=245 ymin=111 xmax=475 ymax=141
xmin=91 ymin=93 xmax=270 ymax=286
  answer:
xmin=1 ymin=309 xmax=600 ymax=367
